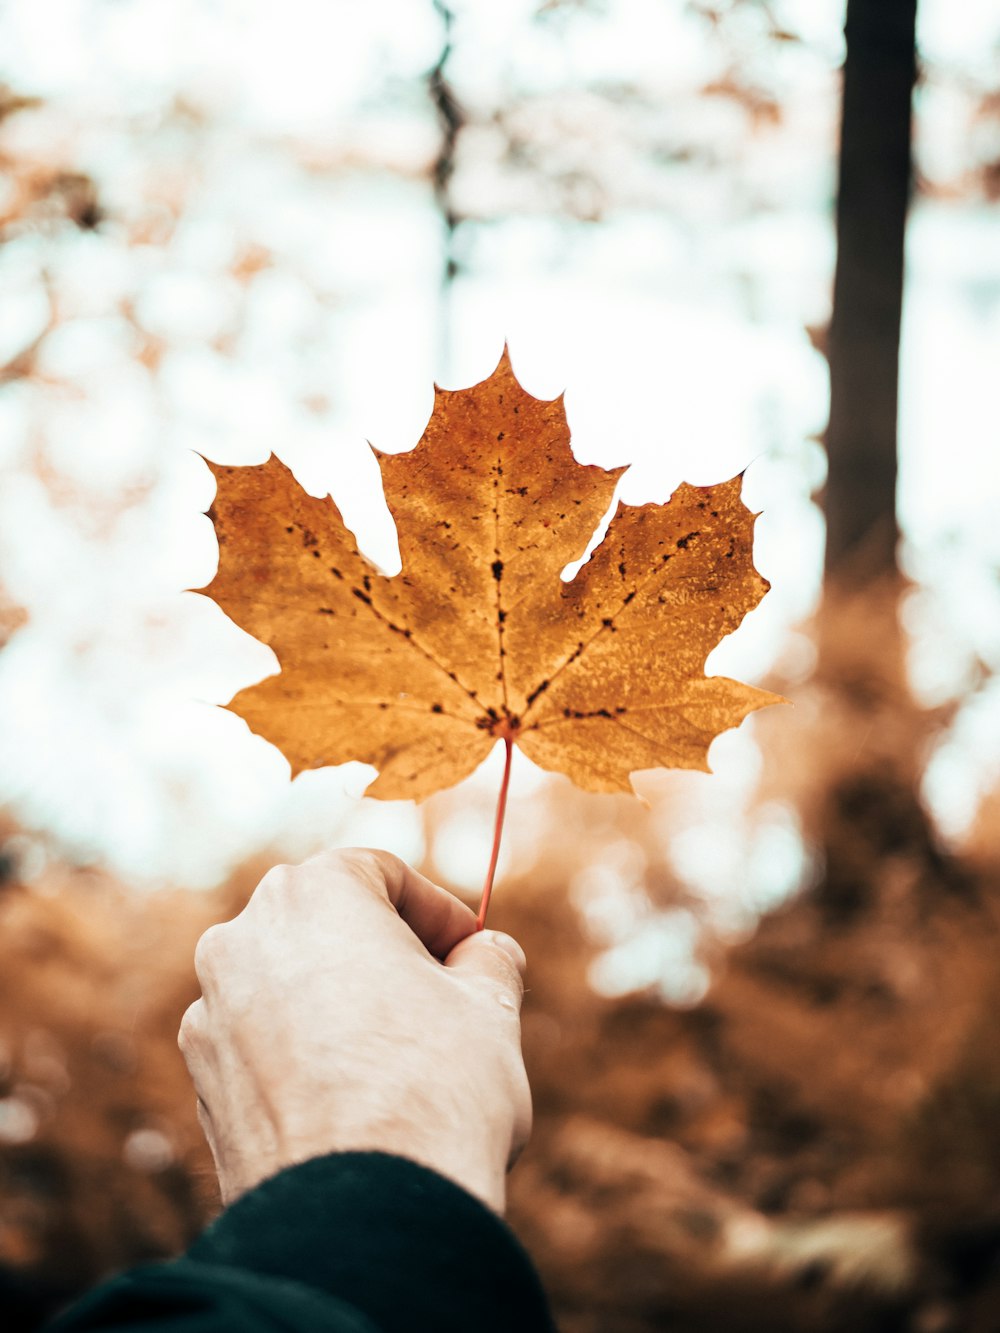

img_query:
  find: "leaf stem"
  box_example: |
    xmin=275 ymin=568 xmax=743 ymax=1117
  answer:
xmin=476 ymin=734 xmax=513 ymax=931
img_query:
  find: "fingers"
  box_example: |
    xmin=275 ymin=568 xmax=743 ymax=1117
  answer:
xmin=233 ymin=848 xmax=480 ymax=961
xmin=333 ymin=849 xmax=478 ymax=960
xmin=444 ymin=930 xmax=526 ymax=1013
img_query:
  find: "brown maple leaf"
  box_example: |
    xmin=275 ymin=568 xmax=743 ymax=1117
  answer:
xmin=201 ymin=349 xmax=782 ymax=806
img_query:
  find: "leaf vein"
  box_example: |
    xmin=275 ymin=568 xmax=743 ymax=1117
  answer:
xmin=521 ymin=538 xmax=740 ymax=719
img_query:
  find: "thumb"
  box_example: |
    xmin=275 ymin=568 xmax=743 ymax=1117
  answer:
xmin=444 ymin=929 xmax=527 ymax=1013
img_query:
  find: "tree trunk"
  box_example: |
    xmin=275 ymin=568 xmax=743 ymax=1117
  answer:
xmin=824 ymin=0 xmax=917 ymax=582
xmin=814 ymin=0 xmax=933 ymax=925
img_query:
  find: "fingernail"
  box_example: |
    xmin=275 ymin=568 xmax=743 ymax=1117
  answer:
xmin=483 ymin=930 xmax=526 ymax=975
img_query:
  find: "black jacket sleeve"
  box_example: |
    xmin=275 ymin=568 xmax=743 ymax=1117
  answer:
xmin=46 ymin=1152 xmax=557 ymax=1333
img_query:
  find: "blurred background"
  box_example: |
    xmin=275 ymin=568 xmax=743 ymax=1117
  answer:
xmin=1 ymin=0 xmax=999 ymax=1329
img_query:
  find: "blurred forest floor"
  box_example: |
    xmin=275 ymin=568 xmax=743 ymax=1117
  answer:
xmin=2 ymin=589 xmax=1000 ymax=1333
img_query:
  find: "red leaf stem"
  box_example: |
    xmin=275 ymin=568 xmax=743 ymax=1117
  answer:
xmin=476 ymin=735 xmax=513 ymax=931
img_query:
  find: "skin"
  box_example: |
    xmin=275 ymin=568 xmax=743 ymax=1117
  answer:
xmin=178 ymin=848 xmax=532 ymax=1215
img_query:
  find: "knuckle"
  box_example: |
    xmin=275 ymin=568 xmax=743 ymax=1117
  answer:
xmin=193 ymin=924 xmax=229 ymax=984
xmin=366 ymin=847 xmax=403 ymax=879
xmin=323 ymin=847 xmax=394 ymax=893
xmin=254 ymin=863 xmax=292 ymax=900
xmin=177 ymin=1000 xmax=205 ymax=1057
xmin=489 ymin=931 xmax=527 ymax=973
xmin=488 ymin=954 xmax=526 ymax=1008
xmin=331 ymin=846 xmax=382 ymax=876
xmin=244 ymin=864 xmax=294 ymax=920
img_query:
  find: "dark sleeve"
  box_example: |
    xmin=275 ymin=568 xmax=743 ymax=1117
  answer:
xmin=47 ymin=1152 xmax=557 ymax=1333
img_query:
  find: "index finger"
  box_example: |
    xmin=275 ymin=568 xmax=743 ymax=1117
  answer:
xmin=339 ymin=848 xmax=479 ymax=960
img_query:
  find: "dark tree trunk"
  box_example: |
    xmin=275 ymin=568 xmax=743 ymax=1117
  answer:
xmin=814 ymin=0 xmax=936 ymax=926
xmin=824 ymin=0 xmax=918 ymax=581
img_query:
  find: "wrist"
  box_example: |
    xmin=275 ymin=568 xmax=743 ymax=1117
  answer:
xmin=218 ymin=1105 xmax=510 ymax=1215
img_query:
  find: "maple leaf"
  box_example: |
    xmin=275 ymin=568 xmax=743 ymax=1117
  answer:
xmin=201 ymin=349 xmax=782 ymax=805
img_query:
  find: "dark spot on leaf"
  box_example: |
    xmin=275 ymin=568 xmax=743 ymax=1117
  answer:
xmin=352 ymin=588 xmax=372 ymax=605
xmin=602 ymin=617 xmax=613 ymax=628
xmin=312 ymin=550 xmax=321 ymax=558
xmin=526 ymin=679 xmax=549 ymax=706
xmin=363 ymin=574 xmax=371 ymax=592
xmin=491 ymin=559 xmax=504 ymax=581
xmin=498 ymin=609 xmax=507 ymax=623
xmin=286 ymin=525 xmax=294 ymax=534
xmin=318 ymin=608 xmax=334 ymax=615
xmin=497 ymin=431 xmax=505 ymax=441
xmin=330 ymin=566 xmax=343 ymax=579
xmin=676 ymin=531 xmax=700 ymax=550
xmin=431 ymin=703 xmax=444 ymax=714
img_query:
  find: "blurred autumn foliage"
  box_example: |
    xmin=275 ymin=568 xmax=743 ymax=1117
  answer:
xmin=3 ymin=585 xmax=1000 ymax=1331
xmin=503 ymin=589 xmax=1000 ymax=1333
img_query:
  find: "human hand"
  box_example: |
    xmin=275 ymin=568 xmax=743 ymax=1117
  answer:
xmin=179 ymin=849 xmax=531 ymax=1214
